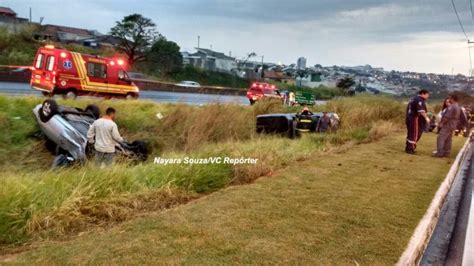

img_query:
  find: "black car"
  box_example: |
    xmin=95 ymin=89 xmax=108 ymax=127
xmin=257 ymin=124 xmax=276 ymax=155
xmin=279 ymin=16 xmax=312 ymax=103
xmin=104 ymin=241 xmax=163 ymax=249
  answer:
xmin=256 ymin=112 xmax=339 ymax=138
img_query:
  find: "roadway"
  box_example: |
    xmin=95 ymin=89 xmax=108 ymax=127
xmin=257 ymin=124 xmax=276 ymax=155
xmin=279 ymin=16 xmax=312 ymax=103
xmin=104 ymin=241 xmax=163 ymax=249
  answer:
xmin=0 ymin=81 xmax=249 ymax=105
xmin=420 ymin=136 xmax=474 ymax=265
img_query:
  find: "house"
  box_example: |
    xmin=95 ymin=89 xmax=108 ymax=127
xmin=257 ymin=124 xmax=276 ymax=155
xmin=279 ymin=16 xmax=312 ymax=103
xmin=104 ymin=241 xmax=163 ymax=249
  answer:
xmin=263 ymin=70 xmax=293 ymax=83
xmin=182 ymin=48 xmax=237 ymax=73
xmin=81 ymin=35 xmax=122 ymax=49
xmin=296 ymin=72 xmax=336 ymax=88
xmin=0 ymin=6 xmax=29 ymax=32
xmin=36 ymin=24 xmax=97 ymax=42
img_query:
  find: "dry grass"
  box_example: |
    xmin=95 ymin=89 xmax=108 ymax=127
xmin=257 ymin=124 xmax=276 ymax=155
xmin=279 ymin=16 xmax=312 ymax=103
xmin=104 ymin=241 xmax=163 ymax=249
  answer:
xmin=369 ymin=120 xmax=400 ymax=142
xmin=0 ymin=95 xmax=409 ymax=246
xmin=5 ymin=133 xmax=465 ymax=265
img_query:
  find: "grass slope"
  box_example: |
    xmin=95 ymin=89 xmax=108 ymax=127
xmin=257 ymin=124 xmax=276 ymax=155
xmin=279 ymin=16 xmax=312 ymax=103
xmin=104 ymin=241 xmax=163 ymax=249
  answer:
xmin=5 ymin=133 xmax=465 ymax=265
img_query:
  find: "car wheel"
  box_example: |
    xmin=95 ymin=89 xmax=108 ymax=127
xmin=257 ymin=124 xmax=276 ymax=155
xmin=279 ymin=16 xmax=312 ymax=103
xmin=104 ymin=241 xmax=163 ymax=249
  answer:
xmin=64 ymin=90 xmax=77 ymax=99
xmin=85 ymin=104 xmax=101 ymax=119
xmin=39 ymin=99 xmax=59 ymax=123
xmin=125 ymin=93 xmax=137 ymax=100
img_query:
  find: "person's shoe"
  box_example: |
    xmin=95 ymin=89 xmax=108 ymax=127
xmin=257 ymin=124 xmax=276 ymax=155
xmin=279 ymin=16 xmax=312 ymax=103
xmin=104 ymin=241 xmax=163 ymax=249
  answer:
xmin=406 ymin=150 xmax=416 ymax=155
xmin=432 ymin=151 xmax=444 ymax=158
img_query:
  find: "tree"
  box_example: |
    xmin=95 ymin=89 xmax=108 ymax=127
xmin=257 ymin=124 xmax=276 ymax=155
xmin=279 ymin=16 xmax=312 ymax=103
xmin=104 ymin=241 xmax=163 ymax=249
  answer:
xmin=110 ymin=14 xmax=158 ymax=66
xmin=146 ymin=37 xmax=183 ymax=77
xmin=336 ymin=77 xmax=356 ymax=95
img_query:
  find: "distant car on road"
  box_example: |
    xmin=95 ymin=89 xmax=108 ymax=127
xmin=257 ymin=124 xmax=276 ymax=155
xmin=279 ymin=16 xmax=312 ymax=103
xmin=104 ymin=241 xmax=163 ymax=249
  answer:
xmin=127 ymin=72 xmax=149 ymax=80
xmin=175 ymin=81 xmax=201 ymax=88
xmin=246 ymin=82 xmax=282 ymax=105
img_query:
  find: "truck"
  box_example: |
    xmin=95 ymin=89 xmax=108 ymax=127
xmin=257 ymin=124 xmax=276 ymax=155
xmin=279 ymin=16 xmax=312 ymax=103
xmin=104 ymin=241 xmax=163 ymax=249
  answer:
xmin=31 ymin=45 xmax=139 ymax=99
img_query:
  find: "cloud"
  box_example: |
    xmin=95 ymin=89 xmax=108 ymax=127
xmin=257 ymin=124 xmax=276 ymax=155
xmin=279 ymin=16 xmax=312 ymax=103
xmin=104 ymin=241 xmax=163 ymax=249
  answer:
xmin=2 ymin=0 xmax=472 ymax=74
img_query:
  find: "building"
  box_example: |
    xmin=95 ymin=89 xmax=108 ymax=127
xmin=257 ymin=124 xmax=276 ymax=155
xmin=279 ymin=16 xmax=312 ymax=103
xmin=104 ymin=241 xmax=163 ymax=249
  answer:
xmin=36 ymin=24 xmax=97 ymax=42
xmin=297 ymin=57 xmax=307 ymax=70
xmin=81 ymin=35 xmax=122 ymax=49
xmin=182 ymin=48 xmax=237 ymax=73
xmin=295 ymin=72 xmax=336 ymax=88
xmin=0 ymin=6 xmax=30 ymax=32
xmin=263 ymin=70 xmax=293 ymax=83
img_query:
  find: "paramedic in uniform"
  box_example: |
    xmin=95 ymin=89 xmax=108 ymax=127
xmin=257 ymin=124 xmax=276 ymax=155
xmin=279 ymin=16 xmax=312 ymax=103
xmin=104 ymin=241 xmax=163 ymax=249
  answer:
xmin=405 ymin=89 xmax=430 ymax=154
xmin=87 ymin=107 xmax=124 ymax=167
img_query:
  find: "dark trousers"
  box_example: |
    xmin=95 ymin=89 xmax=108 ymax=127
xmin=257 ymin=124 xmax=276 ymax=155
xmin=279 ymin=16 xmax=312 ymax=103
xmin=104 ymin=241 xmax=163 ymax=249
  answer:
xmin=406 ymin=116 xmax=424 ymax=152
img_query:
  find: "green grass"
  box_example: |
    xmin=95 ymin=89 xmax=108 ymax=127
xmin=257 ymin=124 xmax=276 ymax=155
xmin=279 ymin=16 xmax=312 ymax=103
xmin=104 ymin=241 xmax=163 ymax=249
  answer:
xmin=3 ymin=133 xmax=465 ymax=264
xmin=0 ymin=95 xmax=406 ymax=246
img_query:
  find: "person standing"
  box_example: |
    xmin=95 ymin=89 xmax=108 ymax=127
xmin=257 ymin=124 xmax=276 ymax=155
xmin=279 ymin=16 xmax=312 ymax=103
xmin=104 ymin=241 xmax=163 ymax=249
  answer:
xmin=433 ymin=95 xmax=461 ymax=157
xmin=405 ymin=89 xmax=430 ymax=154
xmin=87 ymin=107 xmax=124 ymax=167
xmin=317 ymin=112 xmax=332 ymax=133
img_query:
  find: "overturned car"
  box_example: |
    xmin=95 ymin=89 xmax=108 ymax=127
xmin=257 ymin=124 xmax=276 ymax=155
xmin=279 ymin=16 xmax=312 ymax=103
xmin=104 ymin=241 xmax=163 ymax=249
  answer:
xmin=256 ymin=112 xmax=339 ymax=138
xmin=33 ymin=99 xmax=148 ymax=167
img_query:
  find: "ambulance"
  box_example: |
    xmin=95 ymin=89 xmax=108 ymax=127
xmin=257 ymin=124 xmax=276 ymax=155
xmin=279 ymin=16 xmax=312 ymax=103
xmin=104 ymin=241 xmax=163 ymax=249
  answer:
xmin=31 ymin=45 xmax=139 ymax=99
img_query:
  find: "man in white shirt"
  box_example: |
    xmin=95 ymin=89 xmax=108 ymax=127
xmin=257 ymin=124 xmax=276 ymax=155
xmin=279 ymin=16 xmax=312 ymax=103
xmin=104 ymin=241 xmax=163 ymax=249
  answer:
xmin=87 ymin=107 xmax=123 ymax=167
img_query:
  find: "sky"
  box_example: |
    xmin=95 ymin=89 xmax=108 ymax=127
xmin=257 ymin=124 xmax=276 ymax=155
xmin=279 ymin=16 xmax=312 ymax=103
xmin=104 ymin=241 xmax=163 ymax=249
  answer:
xmin=3 ymin=0 xmax=474 ymax=75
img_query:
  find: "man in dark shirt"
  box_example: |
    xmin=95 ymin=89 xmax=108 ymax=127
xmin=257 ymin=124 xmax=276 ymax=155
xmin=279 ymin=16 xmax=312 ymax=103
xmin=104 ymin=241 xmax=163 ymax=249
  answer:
xmin=433 ymin=94 xmax=461 ymax=157
xmin=405 ymin=89 xmax=430 ymax=154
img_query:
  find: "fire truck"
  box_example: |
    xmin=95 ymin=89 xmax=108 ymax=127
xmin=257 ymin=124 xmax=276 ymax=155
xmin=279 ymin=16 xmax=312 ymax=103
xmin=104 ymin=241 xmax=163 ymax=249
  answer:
xmin=31 ymin=45 xmax=139 ymax=99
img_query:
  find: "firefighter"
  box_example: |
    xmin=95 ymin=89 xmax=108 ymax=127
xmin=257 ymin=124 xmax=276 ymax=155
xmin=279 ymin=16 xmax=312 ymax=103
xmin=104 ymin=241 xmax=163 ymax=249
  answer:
xmin=405 ymin=89 xmax=430 ymax=154
xmin=300 ymin=106 xmax=313 ymax=116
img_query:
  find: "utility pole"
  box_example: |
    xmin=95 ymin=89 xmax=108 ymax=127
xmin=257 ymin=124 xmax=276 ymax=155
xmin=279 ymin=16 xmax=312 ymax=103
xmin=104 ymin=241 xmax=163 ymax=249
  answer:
xmin=29 ymin=7 xmax=32 ymax=22
xmin=197 ymin=35 xmax=200 ymax=48
xmin=210 ymin=44 xmax=213 ymax=50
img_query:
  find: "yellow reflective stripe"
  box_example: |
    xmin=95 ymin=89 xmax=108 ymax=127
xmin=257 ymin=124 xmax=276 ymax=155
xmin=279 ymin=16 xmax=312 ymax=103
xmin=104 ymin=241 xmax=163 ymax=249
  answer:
xmin=71 ymin=52 xmax=137 ymax=93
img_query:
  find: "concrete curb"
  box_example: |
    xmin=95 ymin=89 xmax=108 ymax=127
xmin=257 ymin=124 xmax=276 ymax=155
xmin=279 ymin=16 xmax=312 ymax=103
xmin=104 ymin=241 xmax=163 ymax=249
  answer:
xmin=397 ymin=137 xmax=472 ymax=266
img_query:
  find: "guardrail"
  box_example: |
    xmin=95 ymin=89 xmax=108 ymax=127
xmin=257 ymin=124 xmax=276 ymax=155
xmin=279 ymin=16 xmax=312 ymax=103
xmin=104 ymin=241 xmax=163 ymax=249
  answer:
xmin=132 ymin=78 xmax=247 ymax=96
xmin=397 ymin=136 xmax=472 ymax=265
xmin=0 ymin=71 xmax=247 ymax=96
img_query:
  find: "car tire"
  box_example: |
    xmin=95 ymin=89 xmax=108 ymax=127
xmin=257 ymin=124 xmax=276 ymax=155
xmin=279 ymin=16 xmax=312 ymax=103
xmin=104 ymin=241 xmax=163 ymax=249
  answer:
xmin=64 ymin=90 xmax=77 ymax=99
xmin=39 ymin=99 xmax=59 ymax=123
xmin=126 ymin=93 xmax=137 ymax=100
xmin=85 ymin=104 xmax=101 ymax=119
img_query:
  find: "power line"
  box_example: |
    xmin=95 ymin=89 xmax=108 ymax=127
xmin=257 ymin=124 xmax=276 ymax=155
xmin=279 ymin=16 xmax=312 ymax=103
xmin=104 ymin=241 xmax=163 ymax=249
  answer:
xmin=468 ymin=44 xmax=473 ymax=77
xmin=471 ymin=0 xmax=474 ymax=27
xmin=451 ymin=0 xmax=469 ymax=40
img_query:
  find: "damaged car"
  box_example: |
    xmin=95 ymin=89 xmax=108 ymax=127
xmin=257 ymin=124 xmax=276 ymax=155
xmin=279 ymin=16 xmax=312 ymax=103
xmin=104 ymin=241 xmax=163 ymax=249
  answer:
xmin=33 ymin=99 xmax=148 ymax=167
xmin=256 ymin=112 xmax=340 ymax=138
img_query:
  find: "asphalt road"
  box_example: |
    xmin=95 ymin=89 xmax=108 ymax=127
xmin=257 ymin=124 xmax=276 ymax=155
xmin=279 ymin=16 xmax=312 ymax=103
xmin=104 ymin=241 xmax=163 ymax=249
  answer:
xmin=0 ymin=81 xmax=249 ymax=105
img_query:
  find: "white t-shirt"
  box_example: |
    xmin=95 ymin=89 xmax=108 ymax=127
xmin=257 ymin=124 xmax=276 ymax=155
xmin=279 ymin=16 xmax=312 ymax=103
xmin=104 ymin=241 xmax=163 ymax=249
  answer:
xmin=87 ymin=118 xmax=124 ymax=153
